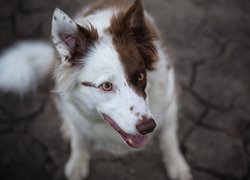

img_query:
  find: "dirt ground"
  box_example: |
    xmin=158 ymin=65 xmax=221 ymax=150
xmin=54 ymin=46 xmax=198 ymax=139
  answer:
xmin=0 ymin=0 xmax=250 ymax=180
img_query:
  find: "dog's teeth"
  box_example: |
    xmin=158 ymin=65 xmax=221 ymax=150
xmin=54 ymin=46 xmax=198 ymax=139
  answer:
xmin=128 ymin=138 xmax=133 ymax=144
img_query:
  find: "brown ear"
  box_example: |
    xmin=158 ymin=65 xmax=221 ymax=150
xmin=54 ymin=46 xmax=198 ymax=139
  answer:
xmin=124 ymin=0 xmax=145 ymax=30
xmin=125 ymin=0 xmax=158 ymax=70
xmin=70 ymin=24 xmax=99 ymax=64
xmin=109 ymin=0 xmax=158 ymax=70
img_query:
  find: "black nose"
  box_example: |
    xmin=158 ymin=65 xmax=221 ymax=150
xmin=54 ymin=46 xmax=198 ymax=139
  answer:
xmin=136 ymin=117 xmax=156 ymax=135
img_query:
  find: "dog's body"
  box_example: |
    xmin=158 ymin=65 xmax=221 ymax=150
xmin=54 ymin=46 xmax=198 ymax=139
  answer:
xmin=0 ymin=0 xmax=191 ymax=180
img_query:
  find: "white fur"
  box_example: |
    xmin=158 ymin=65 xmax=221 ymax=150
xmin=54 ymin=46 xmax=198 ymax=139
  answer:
xmin=52 ymin=6 xmax=192 ymax=180
xmin=0 ymin=41 xmax=54 ymax=95
xmin=0 ymin=3 xmax=192 ymax=180
xmin=76 ymin=34 xmax=153 ymax=134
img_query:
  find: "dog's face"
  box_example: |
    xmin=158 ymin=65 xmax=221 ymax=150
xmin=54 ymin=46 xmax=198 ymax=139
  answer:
xmin=52 ymin=0 xmax=158 ymax=148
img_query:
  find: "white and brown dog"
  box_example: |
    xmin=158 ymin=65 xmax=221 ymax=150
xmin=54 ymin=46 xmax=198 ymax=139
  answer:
xmin=0 ymin=0 xmax=191 ymax=180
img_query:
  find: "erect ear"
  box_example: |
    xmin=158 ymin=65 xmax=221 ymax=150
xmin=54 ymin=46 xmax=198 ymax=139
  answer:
xmin=51 ymin=8 xmax=98 ymax=64
xmin=123 ymin=0 xmax=157 ymax=70
xmin=124 ymin=0 xmax=145 ymax=30
xmin=109 ymin=0 xmax=157 ymax=70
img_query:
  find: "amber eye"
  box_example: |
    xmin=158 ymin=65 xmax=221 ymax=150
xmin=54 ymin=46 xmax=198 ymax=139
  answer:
xmin=138 ymin=73 xmax=144 ymax=81
xmin=100 ymin=82 xmax=113 ymax=91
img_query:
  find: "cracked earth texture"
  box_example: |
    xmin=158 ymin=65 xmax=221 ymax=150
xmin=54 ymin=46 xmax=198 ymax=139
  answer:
xmin=0 ymin=0 xmax=250 ymax=180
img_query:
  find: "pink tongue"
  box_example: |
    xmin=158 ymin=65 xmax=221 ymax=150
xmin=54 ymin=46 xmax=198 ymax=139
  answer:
xmin=103 ymin=114 xmax=147 ymax=149
xmin=121 ymin=133 xmax=147 ymax=149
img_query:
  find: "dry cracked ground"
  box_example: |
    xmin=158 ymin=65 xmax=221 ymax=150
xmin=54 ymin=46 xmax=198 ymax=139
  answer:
xmin=0 ymin=0 xmax=250 ymax=180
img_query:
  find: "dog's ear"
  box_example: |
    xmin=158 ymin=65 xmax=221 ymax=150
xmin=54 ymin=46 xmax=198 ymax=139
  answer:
xmin=124 ymin=0 xmax=145 ymax=30
xmin=51 ymin=8 xmax=98 ymax=65
xmin=123 ymin=0 xmax=157 ymax=70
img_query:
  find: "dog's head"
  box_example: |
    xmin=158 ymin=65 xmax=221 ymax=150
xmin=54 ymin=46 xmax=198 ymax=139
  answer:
xmin=51 ymin=0 xmax=158 ymax=148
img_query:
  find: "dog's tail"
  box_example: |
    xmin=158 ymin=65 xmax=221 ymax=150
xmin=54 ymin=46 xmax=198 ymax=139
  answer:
xmin=0 ymin=41 xmax=55 ymax=96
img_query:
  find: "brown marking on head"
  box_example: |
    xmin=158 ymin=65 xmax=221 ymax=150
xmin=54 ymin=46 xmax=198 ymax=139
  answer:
xmin=108 ymin=0 xmax=159 ymax=70
xmin=108 ymin=0 xmax=158 ymax=98
xmin=59 ymin=24 xmax=99 ymax=65
xmin=114 ymin=38 xmax=148 ymax=98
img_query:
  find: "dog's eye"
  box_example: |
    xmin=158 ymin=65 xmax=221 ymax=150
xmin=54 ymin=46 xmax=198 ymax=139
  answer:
xmin=100 ymin=82 xmax=113 ymax=91
xmin=138 ymin=73 xmax=144 ymax=81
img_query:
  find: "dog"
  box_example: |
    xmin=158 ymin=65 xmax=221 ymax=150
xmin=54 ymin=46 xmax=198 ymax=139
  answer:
xmin=0 ymin=0 xmax=191 ymax=180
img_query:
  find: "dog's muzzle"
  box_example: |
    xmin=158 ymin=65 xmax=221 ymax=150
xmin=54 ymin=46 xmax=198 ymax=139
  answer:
xmin=136 ymin=117 xmax=156 ymax=135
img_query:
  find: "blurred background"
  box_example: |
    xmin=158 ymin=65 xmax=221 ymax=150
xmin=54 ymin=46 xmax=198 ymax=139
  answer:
xmin=0 ymin=0 xmax=250 ymax=180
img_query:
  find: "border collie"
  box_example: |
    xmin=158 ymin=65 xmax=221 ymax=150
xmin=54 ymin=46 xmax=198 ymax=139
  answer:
xmin=0 ymin=0 xmax=191 ymax=179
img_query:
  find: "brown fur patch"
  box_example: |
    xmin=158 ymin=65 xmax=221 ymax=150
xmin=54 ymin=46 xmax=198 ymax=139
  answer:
xmin=109 ymin=0 xmax=158 ymax=70
xmin=61 ymin=24 xmax=99 ymax=65
xmin=108 ymin=0 xmax=158 ymax=97
xmin=114 ymin=38 xmax=147 ymax=98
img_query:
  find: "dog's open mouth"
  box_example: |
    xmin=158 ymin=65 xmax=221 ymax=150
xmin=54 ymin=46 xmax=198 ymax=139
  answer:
xmin=102 ymin=114 xmax=147 ymax=149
